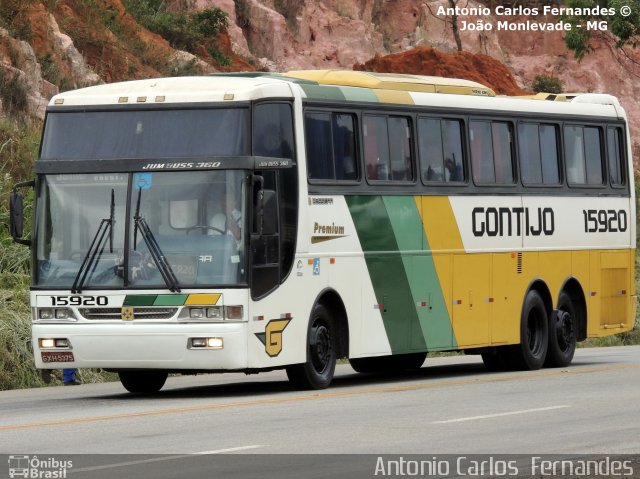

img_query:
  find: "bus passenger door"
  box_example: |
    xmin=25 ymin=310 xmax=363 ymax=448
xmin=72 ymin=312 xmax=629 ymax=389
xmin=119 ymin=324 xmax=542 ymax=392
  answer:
xmin=452 ymin=254 xmax=491 ymax=347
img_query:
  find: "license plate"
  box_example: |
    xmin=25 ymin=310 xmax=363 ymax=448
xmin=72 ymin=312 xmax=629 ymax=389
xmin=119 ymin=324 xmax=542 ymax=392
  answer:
xmin=41 ymin=351 xmax=75 ymax=363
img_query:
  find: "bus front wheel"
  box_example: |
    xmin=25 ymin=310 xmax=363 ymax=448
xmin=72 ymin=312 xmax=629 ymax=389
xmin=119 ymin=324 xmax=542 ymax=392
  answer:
xmin=118 ymin=370 xmax=168 ymax=394
xmin=545 ymin=292 xmax=577 ymax=367
xmin=506 ymin=290 xmax=549 ymax=370
xmin=286 ymin=304 xmax=336 ymax=390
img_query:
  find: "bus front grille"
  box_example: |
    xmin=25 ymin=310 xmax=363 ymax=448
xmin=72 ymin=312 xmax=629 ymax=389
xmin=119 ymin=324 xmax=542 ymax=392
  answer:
xmin=79 ymin=308 xmax=178 ymax=320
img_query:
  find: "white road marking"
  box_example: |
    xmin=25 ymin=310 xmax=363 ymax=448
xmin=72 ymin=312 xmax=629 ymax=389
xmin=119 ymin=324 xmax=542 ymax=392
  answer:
xmin=71 ymin=445 xmax=264 ymax=473
xmin=194 ymin=445 xmax=264 ymax=455
xmin=431 ymin=405 xmax=570 ymax=424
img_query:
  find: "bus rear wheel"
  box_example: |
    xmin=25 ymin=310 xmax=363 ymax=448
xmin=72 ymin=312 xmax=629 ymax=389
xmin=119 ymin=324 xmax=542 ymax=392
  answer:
xmin=545 ymin=292 xmax=577 ymax=367
xmin=505 ymin=290 xmax=549 ymax=370
xmin=118 ymin=370 xmax=168 ymax=394
xmin=286 ymin=304 xmax=336 ymax=390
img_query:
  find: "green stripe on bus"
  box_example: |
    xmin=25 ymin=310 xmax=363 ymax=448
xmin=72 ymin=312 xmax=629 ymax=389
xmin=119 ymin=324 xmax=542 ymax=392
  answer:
xmin=346 ymin=195 xmax=425 ymax=353
xmin=154 ymin=294 xmax=189 ymax=306
xmin=347 ymin=196 xmax=456 ymax=352
xmin=383 ymin=197 xmax=456 ymax=350
xmin=339 ymin=86 xmax=379 ymax=103
xmin=299 ymin=84 xmax=347 ymax=102
xmin=123 ymin=295 xmax=157 ymax=306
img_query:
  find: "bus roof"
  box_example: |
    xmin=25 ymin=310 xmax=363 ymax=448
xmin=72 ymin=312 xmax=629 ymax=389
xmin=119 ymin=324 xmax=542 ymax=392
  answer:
xmin=283 ymin=70 xmax=496 ymax=96
xmin=48 ymin=71 xmax=625 ymax=120
xmin=49 ymin=76 xmax=296 ymax=106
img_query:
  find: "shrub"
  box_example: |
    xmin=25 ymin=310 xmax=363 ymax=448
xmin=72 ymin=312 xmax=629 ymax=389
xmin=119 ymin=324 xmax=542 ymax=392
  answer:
xmin=0 ymin=69 xmax=29 ymax=118
xmin=122 ymin=1 xmax=228 ymax=53
xmin=532 ymin=74 xmax=563 ymax=94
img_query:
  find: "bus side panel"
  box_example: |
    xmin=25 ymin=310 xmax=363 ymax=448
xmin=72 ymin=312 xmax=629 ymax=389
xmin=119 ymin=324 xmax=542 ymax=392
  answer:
xmin=491 ymin=252 xmax=527 ymax=345
xmin=346 ymin=195 xmax=457 ymax=354
xmin=305 ymin=195 xmax=392 ymax=358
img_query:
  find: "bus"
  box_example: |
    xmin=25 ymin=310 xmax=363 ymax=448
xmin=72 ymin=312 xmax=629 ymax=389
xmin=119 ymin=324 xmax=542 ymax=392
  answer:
xmin=10 ymin=70 xmax=636 ymax=393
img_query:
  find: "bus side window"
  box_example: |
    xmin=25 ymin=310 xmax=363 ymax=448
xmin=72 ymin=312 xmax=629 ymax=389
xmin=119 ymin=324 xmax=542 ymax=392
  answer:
xmin=253 ymin=103 xmax=294 ymax=159
xmin=491 ymin=122 xmax=514 ymax=184
xmin=305 ymin=112 xmax=333 ymax=180
xmin=584 ymin=127 xmax=603 ymax=185
xmin=419 ymin=118 xmax=444 ymax=182
xmin=471 ymin=120 xmax=514 ymax=185
xmin=442 ymin=120 xmax=464 ymax=182
xmin=363 ymin=115 xmax=390 ymax=181
xmin=519 ymin=123 xmax=542 ymax=184
xmin=332 ymin=114 xmax=357 ymax=181
xmin=539 ymin=124 xmax=560 ymax=184
xmin=388 ymin=116 xmax=413 ymax=181
xmin=470 ymin=121 xmax=494 ymax=183
xmin=565 ymin=125 xmax=603 ymax=186
xmin=607 ymin=126 xmax=625 ymax=187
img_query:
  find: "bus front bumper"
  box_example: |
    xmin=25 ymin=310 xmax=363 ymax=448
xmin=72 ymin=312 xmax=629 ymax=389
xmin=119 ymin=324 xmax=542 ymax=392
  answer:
xmin=33 ymin=323 xmax=248 ymax=371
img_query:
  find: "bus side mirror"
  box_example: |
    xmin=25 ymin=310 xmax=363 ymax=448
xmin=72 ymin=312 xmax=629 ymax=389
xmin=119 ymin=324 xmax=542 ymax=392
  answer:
xmin=258 ymin=189 xmax=278 ymax=236
xmin=9 ymin=180 xmax=34 ymax=246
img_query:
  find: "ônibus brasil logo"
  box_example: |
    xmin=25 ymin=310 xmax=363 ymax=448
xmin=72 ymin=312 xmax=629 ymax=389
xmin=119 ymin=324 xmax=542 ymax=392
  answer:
xmin=8 ymin=455 xmax=73 ymax=479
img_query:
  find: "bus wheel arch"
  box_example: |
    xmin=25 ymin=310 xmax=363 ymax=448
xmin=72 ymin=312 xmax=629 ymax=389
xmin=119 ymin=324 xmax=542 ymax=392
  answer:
xmin=285 ymin=289 xmax=348 ymax=389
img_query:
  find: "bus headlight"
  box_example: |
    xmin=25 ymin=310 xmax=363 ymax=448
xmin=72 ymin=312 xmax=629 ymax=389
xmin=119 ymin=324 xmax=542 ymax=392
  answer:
xmin=179 ymin=305 xmax=244 ymax=321
xmin=206 ymin=306 xmax=223 ymax=319
xmin=54 ymin=309 xmax=75 ymax=320
xmin=38 ymin=308 xmax=76 ymax=321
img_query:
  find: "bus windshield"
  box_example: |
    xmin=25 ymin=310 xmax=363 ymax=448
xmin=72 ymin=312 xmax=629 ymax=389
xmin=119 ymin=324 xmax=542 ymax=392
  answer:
xmin=40 ymin=108 xmax=249 ymax=160
xmin=35 ymin=170 xmax=247 ymax=289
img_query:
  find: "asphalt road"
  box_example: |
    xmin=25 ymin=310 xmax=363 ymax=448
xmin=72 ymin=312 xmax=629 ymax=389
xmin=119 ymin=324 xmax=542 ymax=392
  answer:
xmin=0 ymin=347 xmax=640 ymax=476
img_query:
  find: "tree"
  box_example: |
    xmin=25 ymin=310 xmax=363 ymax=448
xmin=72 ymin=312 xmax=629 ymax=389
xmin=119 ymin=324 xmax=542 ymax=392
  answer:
xmin=425 ymin=0 xmax=464 ymax=51
xmin=562 ymin=0 xmax=640 ymax=61
xmin=449 ymin=0 xmax=463 ymax=52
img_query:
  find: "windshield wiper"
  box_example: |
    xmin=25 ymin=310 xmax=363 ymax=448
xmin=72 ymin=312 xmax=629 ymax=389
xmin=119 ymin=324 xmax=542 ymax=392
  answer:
xmin=71 ymin=189 xmax=115 ymax=294
xmin=133 ymin=187 xmax=181 ymax=293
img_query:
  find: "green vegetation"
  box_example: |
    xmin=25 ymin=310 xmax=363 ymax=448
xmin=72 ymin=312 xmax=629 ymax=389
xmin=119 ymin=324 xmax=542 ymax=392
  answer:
xmin=0 ymin=70 xmax=29 ymax=119
xmin=0 ymin=0 xmax=36 ymax=41
xmin=562 ymin=0 xmax=640 ymax=61
xmin=122 ymin=0 xmax=228 ymax=53
xmin=531 ymin=74 xmax=563 ymax=94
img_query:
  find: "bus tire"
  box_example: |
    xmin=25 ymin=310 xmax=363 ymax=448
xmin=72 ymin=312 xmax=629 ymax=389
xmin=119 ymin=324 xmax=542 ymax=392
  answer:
xmin=118 ymin=370 xmax=167 ymax=394
xmin=349 ymin=356 xmax=384 ymax=373
xmin=286 ymin=304 xmax=336 ymax=390
xmin=545 ymin=292 xmax=577 ymax=368
xmin=505 ymin=290 xmax=549 ymax=370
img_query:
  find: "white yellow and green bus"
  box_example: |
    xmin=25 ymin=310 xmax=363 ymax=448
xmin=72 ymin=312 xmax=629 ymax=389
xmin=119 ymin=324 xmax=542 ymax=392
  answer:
xmin=10 ymin=70 xmax=636 ymax=393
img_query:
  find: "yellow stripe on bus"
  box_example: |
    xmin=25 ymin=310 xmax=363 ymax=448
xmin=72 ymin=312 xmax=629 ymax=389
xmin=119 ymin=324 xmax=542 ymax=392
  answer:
xmin=415 ymin=196 xmax=463 ymax=322
xmin=185 ymin=294 xmax=222 ymax=305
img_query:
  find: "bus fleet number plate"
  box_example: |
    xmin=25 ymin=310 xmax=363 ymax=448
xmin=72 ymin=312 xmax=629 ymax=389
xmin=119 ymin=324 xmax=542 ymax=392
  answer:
xmin=41 ymin=351 xmax=75 ymax=363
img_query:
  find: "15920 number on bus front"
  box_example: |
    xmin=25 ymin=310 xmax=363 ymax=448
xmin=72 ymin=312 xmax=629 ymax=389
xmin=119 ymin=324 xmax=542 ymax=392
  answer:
xmin=582 ymin=209 xmax=627 ymax=233
xmin=49 ymin=296 xmax=109 ymax=306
